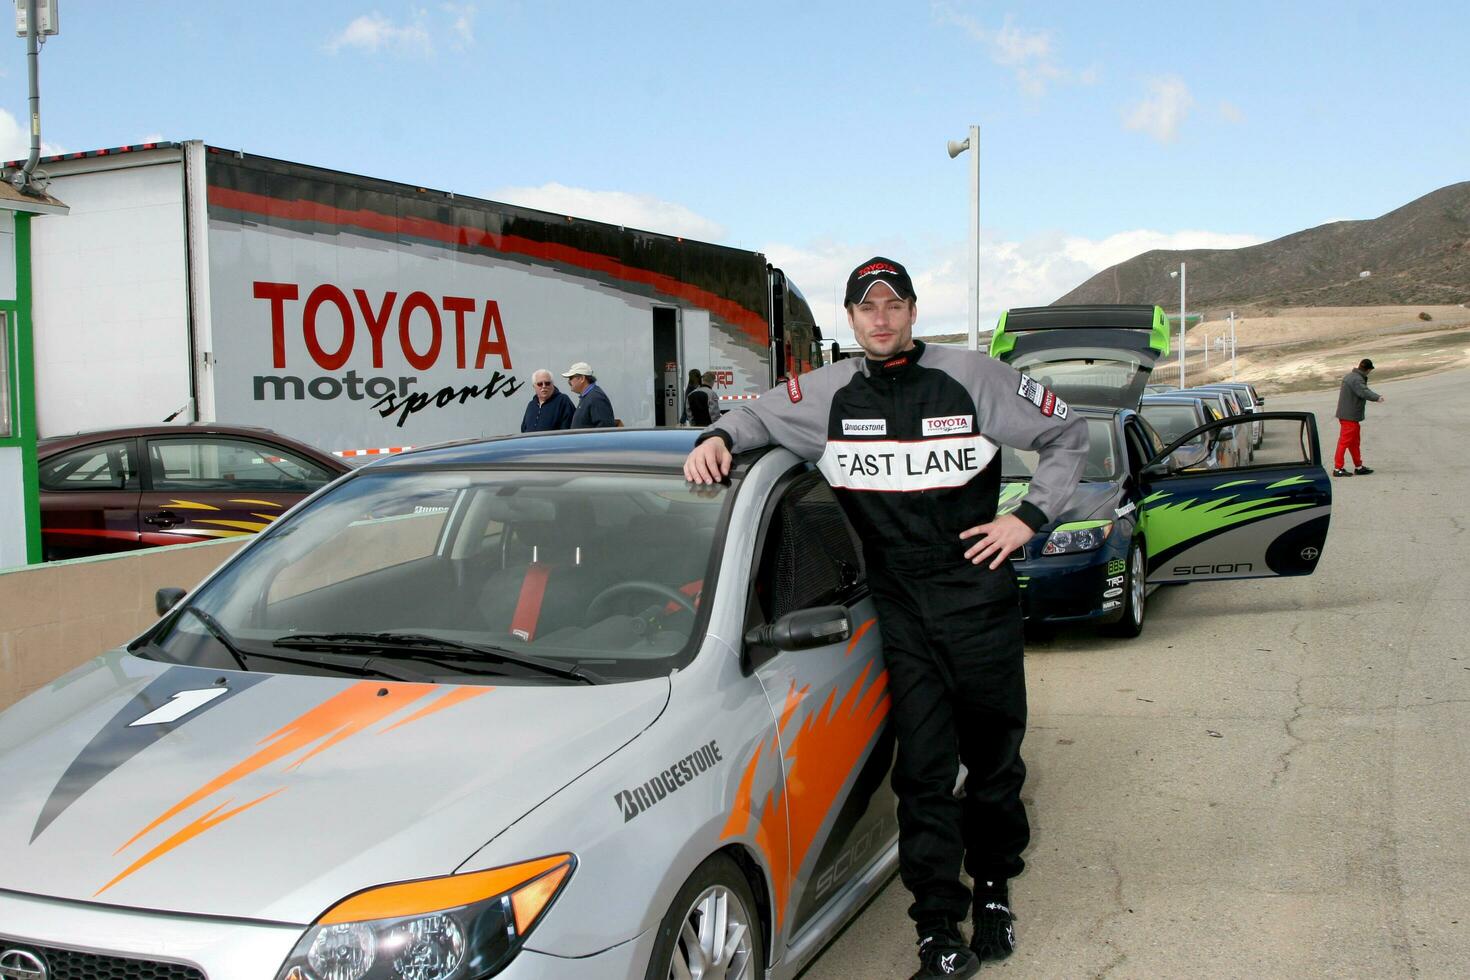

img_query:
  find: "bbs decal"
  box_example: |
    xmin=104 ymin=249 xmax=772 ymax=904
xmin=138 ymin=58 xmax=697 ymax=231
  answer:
xmin=614 ymin=740 xmax=722 ymax=823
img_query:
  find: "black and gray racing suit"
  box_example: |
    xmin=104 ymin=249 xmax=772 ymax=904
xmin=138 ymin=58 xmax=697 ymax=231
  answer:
xmin=700 ymin=340 xmax=1086 ymax=931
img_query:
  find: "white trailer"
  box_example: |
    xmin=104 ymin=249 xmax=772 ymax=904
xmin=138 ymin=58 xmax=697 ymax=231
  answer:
xmin=22 ymin=141 xmax=824 ymax=456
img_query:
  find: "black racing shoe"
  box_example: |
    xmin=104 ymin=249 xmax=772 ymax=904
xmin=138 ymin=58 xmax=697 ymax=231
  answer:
xmin=1355 ymin=466 xmax=1375 ymax=475
xmin=971 ymin=899 xmax=1017 ymax=962
xmin=910 ymin=927 xmax=980 ymax=979
xmin=1332 ymin=468 xmax=1352 ymax=477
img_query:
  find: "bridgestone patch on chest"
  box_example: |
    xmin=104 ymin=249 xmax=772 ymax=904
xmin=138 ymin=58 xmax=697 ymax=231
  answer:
xmin=1017 ymin=375 xmax=1069 ymax=419
xmin=817 ymin=435 xmax=999 ymax=491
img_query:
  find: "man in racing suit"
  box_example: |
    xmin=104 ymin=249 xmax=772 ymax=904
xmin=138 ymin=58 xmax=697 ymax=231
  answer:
xmin=685 ymin=257 xmax=1086 ymax=979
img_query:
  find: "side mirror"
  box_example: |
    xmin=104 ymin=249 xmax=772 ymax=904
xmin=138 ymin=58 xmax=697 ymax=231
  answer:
xmin=744 ymin=605 xmax=853 ymax=652
xmin=156 ymin=587 xmax=187 ymax=616
xmin=1141 ymin=461 xmax=1170 ymax=479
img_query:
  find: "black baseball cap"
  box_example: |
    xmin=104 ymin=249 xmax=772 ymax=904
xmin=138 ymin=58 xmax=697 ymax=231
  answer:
xmin=844 ymin=256 xmax=916 ymax=306
xmin=1359 ymin=358 xmax=1375 ymax=370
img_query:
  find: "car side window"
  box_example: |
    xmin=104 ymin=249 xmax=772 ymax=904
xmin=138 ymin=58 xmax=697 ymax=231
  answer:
xmin=39 ymin=441 xmax=138 ymax=491
xmin=147 ymin=438 xmax=336 ymax=492
xmin=1123 ymin=424 xmax=1152 ymax=477
xmin=754 ymin=472 xmax=866 ymax=623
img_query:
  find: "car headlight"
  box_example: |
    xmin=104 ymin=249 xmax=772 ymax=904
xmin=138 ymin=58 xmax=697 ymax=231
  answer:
xmin=277 ymin=854 xmax=575 ymax=980
xmin=1040 ymin=521 xmax=1112 ymax=555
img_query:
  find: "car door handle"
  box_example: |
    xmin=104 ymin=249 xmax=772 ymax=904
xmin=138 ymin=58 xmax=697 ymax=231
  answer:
xmin=144 ymin=510 xmax=181 ymax=528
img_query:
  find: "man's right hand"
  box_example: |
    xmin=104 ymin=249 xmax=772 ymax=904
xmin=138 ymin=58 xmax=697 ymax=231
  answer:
xmin=684 ymin=437 xmax=732 ymax=484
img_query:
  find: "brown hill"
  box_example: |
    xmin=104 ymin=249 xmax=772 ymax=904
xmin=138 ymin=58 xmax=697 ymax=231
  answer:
xmin=1054 ymin=181 xmax=1470 ymax=312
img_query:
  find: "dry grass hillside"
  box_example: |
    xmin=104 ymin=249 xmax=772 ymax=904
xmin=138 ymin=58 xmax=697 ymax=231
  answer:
xmin=1176 ymin=304 xmax=1470 ymax=393
xmin=1056 ymin=182 xmax=1470 ymax=310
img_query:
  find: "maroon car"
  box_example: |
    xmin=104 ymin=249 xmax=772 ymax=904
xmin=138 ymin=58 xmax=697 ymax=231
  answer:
xmin=37 ymin=423 xmax=350 ymax=560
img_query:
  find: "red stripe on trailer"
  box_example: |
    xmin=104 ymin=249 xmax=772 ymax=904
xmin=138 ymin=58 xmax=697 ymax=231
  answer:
xmin=206 ymin=185 xmax=771 ymax=347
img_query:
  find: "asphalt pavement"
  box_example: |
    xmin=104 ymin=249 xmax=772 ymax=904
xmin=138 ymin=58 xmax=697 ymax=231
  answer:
xmin=802 ymin=367 xmax=1470 ymax=979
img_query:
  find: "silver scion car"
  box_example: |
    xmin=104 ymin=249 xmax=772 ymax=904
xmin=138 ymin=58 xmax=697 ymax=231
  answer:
xmin=0 ymin=429 xmax=897 ymax=980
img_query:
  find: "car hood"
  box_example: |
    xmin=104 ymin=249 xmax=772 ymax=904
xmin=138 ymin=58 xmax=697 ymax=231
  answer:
xmin=1000 ymin=480 xmax=1121 ymax=530
xmin=0 ymin=650 xmax=668 ymax=923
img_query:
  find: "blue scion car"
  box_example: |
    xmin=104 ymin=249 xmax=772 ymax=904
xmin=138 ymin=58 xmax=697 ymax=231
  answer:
xmin=991 ymin=305 xmax=1335 ymax=638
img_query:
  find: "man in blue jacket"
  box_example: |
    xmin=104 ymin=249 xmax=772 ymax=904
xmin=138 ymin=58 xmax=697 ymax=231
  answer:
xmin=563 ymin=361 xmax=617 ymax=428
xmin=520 ymin=369 xmax=576 ymax=432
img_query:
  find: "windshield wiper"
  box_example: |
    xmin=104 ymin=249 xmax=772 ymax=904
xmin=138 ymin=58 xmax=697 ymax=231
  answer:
xmin=274 ymin=632 xmax=599 ymax=685
xmin=245 ymin=647 xmax=437 ymax=684
xmin=180 ymin=607 xmax=250 ymax=671
xmin=175 ymin=610 xmax=432 ymax=682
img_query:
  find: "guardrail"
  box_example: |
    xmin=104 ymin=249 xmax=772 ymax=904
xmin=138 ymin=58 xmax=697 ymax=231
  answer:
xmin=0 ymin=538 xmax=245 ymax=711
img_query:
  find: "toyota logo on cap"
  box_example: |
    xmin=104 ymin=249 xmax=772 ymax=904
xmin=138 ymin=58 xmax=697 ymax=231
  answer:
xmin=0 ymin=949 xmax=48 ymax=980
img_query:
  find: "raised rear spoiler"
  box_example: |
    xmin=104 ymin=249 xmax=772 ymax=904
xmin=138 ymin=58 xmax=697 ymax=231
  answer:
xmin=990 ymin=304 xmax=1172 ymax=359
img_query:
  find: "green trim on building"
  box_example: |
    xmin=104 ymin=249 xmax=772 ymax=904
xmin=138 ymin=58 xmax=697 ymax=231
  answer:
xmin=0 ymin=214 xmax=42 ymax=563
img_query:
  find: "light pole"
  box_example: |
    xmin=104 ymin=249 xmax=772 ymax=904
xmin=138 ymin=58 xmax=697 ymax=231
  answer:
xmin=947 ymin=125 xmax=981 ymax=351
xmin=1169 ymin=262 xmax=1186 ymax=386
xmin=1228 ymin=310 xmax=1237 ymax=380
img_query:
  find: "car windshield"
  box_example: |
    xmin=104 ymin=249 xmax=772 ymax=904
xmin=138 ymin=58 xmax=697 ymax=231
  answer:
xmin=1140 ymin=404 xmax=1207 ymax=447
xmin=143 ymin=469 xmax=731 ymax=683
xmin=1011 ymin=348 xmax=1151 ymax=409
xmin=1002 ymin=416 xmax=1119 ymax=482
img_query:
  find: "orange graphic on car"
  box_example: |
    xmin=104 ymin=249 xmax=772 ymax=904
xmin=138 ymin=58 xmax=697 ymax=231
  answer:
xmin=721 ymin=661 xmax=890 ymax=929
xmin=97 ymin=681 xmax=489 ymax=895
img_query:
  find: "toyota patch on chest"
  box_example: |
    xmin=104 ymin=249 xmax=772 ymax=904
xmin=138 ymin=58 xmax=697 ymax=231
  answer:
xmin=1017 ymin=375 xmax=1069 ymax=419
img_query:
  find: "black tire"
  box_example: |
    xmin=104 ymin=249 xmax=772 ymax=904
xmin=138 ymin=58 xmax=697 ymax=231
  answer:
xmin=1102 ymin=540 xmax=1147 ymax=638
xmin=644 ymin=852 xmax=765 ymax=980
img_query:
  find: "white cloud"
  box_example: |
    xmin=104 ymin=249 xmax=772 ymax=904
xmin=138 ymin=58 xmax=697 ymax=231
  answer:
xmin=933 ymin=6 xmax=1077 ymax=96
xmin=767 ymin=227 xmax=1263 ymax=345
xmin=1219 ymin=100 xmax=1245 ymax=124
xmin=326 ymin=11 xmax=434 ymax=56
xmin=443 ymin=2 xmax=476 ymax=49
xmin=0 ymin=108 xmax=64 ymax=161
xmin=488 ymin=182 xmax=728 ymax=242
xmin=1124 ymin=76 xmax=1194 ymax=143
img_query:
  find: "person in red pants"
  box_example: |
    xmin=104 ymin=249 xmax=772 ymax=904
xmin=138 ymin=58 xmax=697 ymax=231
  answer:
xmin=1334 ymin=358 xmax=1384 ymax=476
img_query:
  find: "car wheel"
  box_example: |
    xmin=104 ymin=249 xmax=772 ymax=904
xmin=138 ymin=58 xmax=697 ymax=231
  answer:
xmin=1103 ymin=540 xmax=1147 ymax=638
xmin=645 ymin=852 xmax=764 ymax=980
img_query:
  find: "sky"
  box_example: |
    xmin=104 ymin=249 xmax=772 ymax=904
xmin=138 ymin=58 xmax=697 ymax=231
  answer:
xmin=1 ymin=1 xmax=1465 ymax=343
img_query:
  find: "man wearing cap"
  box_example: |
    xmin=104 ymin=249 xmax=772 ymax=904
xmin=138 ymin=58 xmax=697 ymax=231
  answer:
xmin=685 ymin=257 xmax=1087 ymax=979
xmin=563 ymin=361 xmax=616 ymax=429
xmin=1333 ymin=357 xmax=1384 ymax=477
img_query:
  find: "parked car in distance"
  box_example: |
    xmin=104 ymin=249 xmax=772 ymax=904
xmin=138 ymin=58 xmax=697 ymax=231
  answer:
xmin=1140 ymin=393 xmax=1227 ymax=470
xmin=37 ymin=423 xmax=350 ymax=560
xmin=1185 ymin=390 xmax=1248 ymax=467
xmin=1193 ymin=382 xmax=1265 ymax=448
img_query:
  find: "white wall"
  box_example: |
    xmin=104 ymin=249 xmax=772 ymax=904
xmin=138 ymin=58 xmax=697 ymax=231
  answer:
xmin=31 ymin=158 xmax=191 ymax=436
xmin=0 ymin=210 xmax=15 ymax=301
xmin=0 ymin=446 xmax=25 ymax=568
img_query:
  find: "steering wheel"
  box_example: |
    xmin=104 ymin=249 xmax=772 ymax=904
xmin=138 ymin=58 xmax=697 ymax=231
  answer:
xmin=587 ymin=580 xmax=698 ymax=620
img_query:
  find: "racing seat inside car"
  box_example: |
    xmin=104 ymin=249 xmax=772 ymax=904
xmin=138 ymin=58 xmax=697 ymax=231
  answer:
xmin=477 ymin=520 xmax=599 ymax=642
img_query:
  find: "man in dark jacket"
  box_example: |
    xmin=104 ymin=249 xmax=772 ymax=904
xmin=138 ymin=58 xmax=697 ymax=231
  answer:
xmin=520 ymin=369 xmax=575 ymax=432
xmin=686 ymin=257 xmax=1086 ymax=980
xmin=563 ymin=361 xmax=617 ymax=429
xmin=1334 ymin=358 xmax=1385 ymax=476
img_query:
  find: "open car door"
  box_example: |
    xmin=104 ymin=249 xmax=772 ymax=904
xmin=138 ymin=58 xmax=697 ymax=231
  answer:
xmin=1139 ymin=412 xmax=1331 ymax=582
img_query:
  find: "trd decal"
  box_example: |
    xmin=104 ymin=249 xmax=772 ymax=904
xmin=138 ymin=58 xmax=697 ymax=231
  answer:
xmin=613 ymin=740 xmax=722 ymax=823
xmin=94 ymin=681 xmax=489 ymax=895
xmin=721 ymin=662 xmax=890 ymax=931
xmin=31 ymin=669 xmax=267 ymax=843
